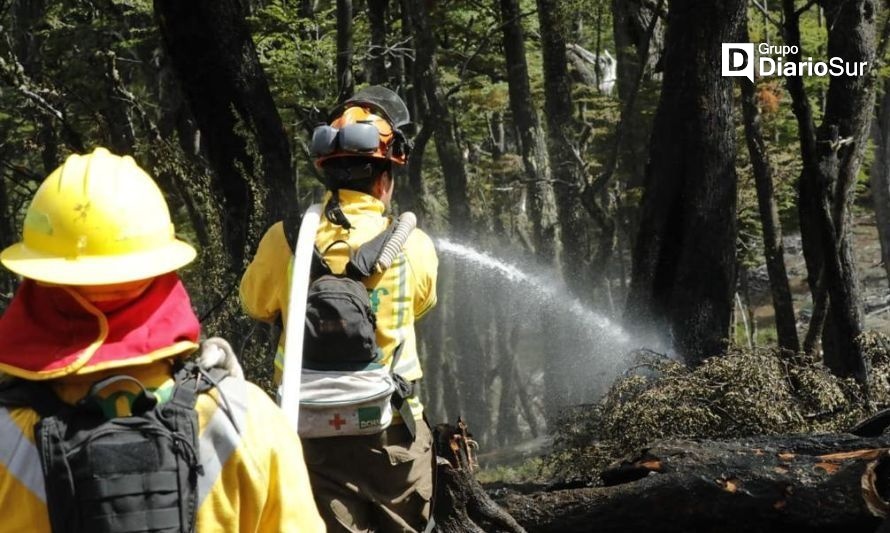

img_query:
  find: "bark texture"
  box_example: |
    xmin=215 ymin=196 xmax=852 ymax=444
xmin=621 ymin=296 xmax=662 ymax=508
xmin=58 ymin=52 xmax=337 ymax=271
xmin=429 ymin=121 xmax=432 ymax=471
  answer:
xmin=871 ymin=80 xmax=890 ymax=289
xmin=502 ymin=434 xmax=890 ymax=532
xmin=782 ymin=0 xmax=876 ymax=383
xmin=499 ymin=0 xmax=558 ymax=263
xmin=739 ymin=21 xmax=799 ymax=354
xmin=154 ymin=0 xmax=295 ymax=268
xmin=625 ymin=0 xmax=744 ymax=363
xmin=535 ymin=0 xmax=586 ymax=291
xmin=409 ymin=0 xmax=471 ymax=235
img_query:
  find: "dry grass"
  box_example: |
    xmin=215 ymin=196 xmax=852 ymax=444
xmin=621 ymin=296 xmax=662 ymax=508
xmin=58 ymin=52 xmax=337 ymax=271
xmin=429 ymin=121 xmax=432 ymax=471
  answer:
xmin=545 ymin=332 xmax=890 ymax=483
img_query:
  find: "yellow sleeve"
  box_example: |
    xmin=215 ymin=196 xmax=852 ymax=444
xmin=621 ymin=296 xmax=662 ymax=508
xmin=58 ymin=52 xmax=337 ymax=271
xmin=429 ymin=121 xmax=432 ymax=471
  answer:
xmin=408 ymin=229 xmax=439 ymax=320
xmin=239 ymin=222 xmax=292 ymax=323
xmin=249 ymin=388 xmax=326 ymax=533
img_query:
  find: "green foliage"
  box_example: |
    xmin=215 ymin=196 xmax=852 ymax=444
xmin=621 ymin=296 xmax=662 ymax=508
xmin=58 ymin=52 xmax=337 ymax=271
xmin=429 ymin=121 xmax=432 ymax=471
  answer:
xmin=476 ymin=458 xmax=550 ymax=484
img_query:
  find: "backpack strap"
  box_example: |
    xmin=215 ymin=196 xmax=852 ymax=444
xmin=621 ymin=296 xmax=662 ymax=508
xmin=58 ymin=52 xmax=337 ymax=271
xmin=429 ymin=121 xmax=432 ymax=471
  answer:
xmin=389 ymin=343 xmax=416 ymax=440
xmin=170 ymin=361 xmax=240 ymax=436
xmin=283 ymin=211 xmax=304 ymax=254
xmin=169 ymin=361 xmax=228 ymax=409
xmin=164 ymin=361 xmax=229 ymax=531
xmin=0 ymin=378 xmax=66 ymax=418
xmin=345 ymin=223 xmax=399 ymax=280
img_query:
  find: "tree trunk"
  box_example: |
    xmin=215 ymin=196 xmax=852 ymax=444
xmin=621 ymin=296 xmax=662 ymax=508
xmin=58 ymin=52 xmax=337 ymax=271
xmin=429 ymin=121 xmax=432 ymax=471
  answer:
xmin=366 ymin=0 xmax=388 ymax=85
xmin=611 ymin=0 xmax=663 ymax=188
xmin=390 ymin=0 xmax=428 ymax=217
xmin=502 ymin=434 xmax=890 ymax=532
xmin=783 ymin=0 xmax=875 ymax=383
xmin=499 ymin=0 xmax=558 ymax=265
xmin=409 ymin=0 xmax=472 ymax=236
xmin=738 ymin=21 xmax=800 ymax=354
xmin=97 ymin=52 xmax=137 ymax=154
xmin=336 ymin=0 xmax=355 ymax=103
xmin=871 ymin=80 xmax=890 ymax=288
xmin=154 ymin=0 xmax=295 ymax=269
xmin=624 ymin=0 xmax=743 ymax=364
xmin=535 ymin=0 xmax=587 ymax=293
xmin=611 ymin=0 xmax=663 ymax=101
xmin=0 ymin=152 xmax=13 ymax=302
xmin=433 ymin=423 xmax=527 ymax=533
xmin=296 ymin=0 xmax=319 ymax=40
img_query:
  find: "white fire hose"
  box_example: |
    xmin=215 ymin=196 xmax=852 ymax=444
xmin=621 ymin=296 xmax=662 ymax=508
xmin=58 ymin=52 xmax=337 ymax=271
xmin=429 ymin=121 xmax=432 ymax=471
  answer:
xmin=278 ymin=203 xmax=322 ymax=430
xmin=278 ymin=207 xmax=416 ymax=431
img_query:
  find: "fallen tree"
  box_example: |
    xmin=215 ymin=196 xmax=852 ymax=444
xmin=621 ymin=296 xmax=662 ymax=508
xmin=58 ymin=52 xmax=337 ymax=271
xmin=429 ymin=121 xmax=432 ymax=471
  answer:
xmin=500 ymin=432 xmax=890 ymax=532
xmin=431 ymin=338 xmax=890 ymax=532
xmin=433 ymin=421 xmax=527 ymax=533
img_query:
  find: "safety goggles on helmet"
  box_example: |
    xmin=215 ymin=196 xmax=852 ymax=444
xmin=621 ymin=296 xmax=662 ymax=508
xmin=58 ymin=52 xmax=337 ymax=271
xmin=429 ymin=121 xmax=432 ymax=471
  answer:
xmin=310 ymin=122 xmax=381 ymax=157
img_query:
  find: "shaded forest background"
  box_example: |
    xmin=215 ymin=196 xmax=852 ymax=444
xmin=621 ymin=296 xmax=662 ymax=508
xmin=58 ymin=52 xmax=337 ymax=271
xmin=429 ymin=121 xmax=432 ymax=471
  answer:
xmin=2 ymin=0 xmax=890 ymax=467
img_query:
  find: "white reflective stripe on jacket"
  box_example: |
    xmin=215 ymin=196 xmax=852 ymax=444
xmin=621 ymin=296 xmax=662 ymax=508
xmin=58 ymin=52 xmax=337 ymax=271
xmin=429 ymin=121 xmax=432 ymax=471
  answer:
xmin=0 ymin=372 xmax=325 ymax=532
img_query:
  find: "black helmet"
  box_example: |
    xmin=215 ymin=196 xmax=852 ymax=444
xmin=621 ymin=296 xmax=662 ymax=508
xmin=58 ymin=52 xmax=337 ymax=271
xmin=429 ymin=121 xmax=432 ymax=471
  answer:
xmin=329 ymin=86 xmax=411 ymax=130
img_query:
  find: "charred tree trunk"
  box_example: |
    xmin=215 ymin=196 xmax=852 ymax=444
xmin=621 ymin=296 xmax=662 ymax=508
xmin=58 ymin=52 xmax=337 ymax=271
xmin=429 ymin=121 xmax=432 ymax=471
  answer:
xmin=611 ymin=0 xmax=663 ymax=100
xmin=0 ymin=150 xmax=13 ymax=302
xmin=409 ymin=0 xmax=471 ymax=236
xmin=366 ymin=0 xmax=387 ymax=85
xmin=97 ymin=52 xmax=137 ymax=154
xmin=871 ymin=80 xmax=890 ymax=287
xmin=336 ymin=0 xmax=355 ymax=103
xmin=535 ymin=0 xmax=587 ymax=292
xmin=154 ymin=0 xmax=295 ymax=269
xmin=398 ymin=0 xmax=419 ymax=122
xmin=502 ymin=434 xmax=890 ymax=532
xmin=783 ymin=0 xmax=875 ymax=383
xmin=499 ymin=0 xmax=558 ymax=265
xmin=739 ymin=23 xmax=800 ymax=354
xmin=393 ymin=0 xmax=429 ymax=218
xmin=433 ymin=423 xmax=527 ymax=533
xmin=297 ymin=0 xmax=318 ymax=40
xmin=624 ymin=0 xmax=743 ymax=364
xmin=611 ymin=0 xmax=664 ymax=188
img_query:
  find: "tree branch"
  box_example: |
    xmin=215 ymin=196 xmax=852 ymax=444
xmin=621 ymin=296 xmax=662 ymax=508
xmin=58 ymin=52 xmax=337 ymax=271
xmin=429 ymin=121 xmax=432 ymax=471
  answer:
xmin=585 ymin=0 xmax=665 ymax=198
xmin=751 ymin=0 xmax=783 ymax=29
xmin=445 ymin=9 xmax=537 ymax=98
xmin=794 ymin=0 xmax=819 ymax=19
xmin=0 ymin=30 xmax=86 ymax=152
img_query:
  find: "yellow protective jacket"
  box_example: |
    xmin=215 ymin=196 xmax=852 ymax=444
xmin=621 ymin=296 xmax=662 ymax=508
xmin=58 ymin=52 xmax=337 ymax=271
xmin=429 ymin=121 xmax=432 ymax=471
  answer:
xmin=0 ymin=361 xmax=326 ymax=532
xmin=239 ymin=190 xmax=438 ymax=417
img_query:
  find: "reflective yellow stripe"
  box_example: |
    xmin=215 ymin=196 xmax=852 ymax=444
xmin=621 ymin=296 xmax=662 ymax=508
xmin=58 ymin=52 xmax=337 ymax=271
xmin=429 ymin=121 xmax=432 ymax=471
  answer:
xmin=0 ymin=408 xmax=45 ymax=503
xmin=394 ymin=252 xmax=409 ymax=330
xmin=274 ymin=346 xmax=285 ymax=372
xmin=197 ymin=377 xmax=249 ymax=506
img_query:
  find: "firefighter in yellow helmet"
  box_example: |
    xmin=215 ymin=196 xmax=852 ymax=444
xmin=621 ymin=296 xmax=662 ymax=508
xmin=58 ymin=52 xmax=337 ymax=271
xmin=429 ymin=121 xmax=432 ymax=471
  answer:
xmin=0 ymin=148 xmax=325 ymax=532
xmin=240 ymin=86 xmax=439 ymax=532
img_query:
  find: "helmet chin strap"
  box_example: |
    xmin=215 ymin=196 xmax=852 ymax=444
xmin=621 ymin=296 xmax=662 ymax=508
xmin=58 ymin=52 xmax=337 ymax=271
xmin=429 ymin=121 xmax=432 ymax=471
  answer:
xmin=322 ymin=163 xmax=373 ymax=230
xmin=324 ymin=189 xmax=353 ymax=230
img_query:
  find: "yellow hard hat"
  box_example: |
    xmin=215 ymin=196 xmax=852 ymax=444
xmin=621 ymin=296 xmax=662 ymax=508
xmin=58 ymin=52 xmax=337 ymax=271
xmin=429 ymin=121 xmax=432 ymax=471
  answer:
xmin=0 ymin=147 xmax=196 ymax=285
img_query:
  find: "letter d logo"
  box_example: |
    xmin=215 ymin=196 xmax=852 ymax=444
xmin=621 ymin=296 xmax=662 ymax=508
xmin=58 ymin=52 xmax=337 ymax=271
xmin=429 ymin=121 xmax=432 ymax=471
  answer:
xmin=722 ymin=43 xmax=754 ymax=83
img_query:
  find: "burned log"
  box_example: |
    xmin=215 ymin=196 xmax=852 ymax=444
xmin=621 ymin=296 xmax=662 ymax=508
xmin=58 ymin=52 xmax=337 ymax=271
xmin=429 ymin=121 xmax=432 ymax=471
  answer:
xmin=433 ymin=421 xmax=527 ymax=533
xmin=501 ymin=434 xmax=890 ymax=532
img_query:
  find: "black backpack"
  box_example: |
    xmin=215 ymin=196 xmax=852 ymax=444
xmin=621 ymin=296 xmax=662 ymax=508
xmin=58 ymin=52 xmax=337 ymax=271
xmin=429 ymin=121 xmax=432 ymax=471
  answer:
xmin=302 ymin=224 xmax=416 ymax=437
xmin=0 ymin=362 xmax=223 ymax=533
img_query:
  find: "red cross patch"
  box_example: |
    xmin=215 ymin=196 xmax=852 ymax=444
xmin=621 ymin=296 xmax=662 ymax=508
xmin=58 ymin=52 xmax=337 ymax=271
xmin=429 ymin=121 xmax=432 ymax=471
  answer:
xmin=328 ymin=413 xmax=347 ymax=430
